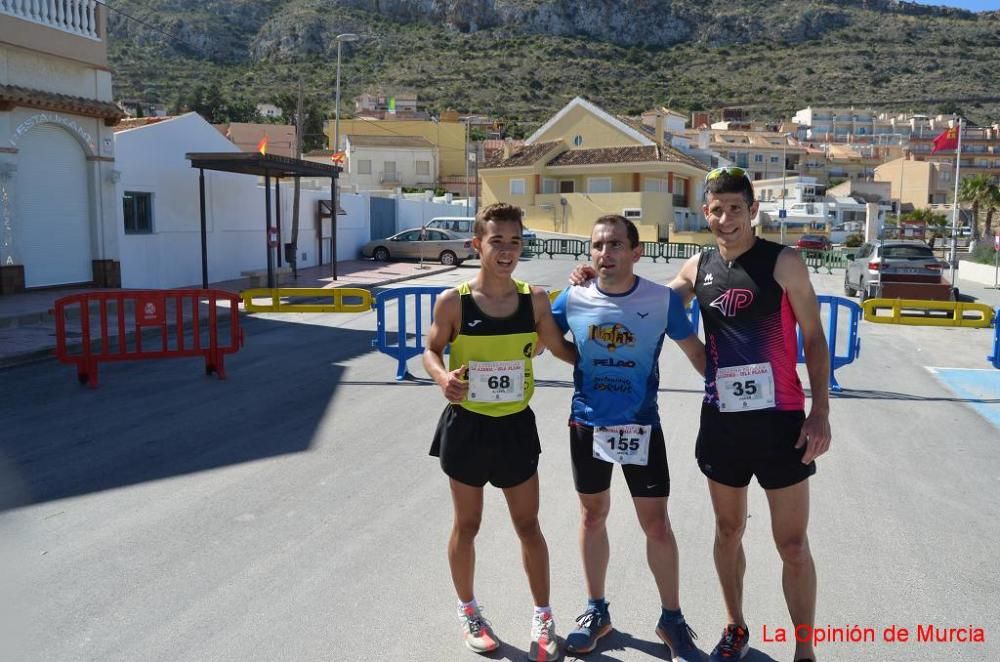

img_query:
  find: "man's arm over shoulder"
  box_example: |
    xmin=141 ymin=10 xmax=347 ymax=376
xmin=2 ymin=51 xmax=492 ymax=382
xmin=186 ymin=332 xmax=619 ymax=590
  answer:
xmin=775 ymin=248 xmax=831 ymax=463
xmin=532 ymin=286 xmax=577 ymax=365
xmin=665 ymin=286 xmax=705 ymax=376
xmin=422 ymin=288 xmax=467 ymax=403
xmin=668 ymin=253 xmax=700 ymax=305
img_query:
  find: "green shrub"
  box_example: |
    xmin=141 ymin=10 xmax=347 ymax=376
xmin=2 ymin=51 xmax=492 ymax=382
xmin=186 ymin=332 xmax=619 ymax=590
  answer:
xmin=969 ymin=238 xmax=998 ymax=265
xmin=844 ymin=233 xmax=864 ymax=248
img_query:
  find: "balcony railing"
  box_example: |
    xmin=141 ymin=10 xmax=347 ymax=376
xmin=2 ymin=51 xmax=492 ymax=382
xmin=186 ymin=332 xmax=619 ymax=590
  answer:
xmin=0 ymin=0 xmax=100 ymax=39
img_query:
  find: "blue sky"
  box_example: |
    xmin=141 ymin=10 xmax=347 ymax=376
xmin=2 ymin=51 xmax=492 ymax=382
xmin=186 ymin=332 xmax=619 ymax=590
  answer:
xmin=911 ymin=0 xmax=999 ymax=10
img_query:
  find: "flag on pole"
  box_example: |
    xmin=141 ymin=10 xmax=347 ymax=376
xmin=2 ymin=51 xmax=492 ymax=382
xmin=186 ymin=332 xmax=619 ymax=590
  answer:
xmin=931 ymin=126 xmax=959 ymax=153
xmin=330 ymin=151 xmax=346 ymax=165
xmin=257 ymin=134 xmax=269 ymax=155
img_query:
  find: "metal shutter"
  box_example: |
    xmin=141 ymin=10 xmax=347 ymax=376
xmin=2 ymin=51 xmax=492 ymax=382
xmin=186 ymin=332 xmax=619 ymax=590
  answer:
xmin=14 ymin=124 xmax=92 ymax=287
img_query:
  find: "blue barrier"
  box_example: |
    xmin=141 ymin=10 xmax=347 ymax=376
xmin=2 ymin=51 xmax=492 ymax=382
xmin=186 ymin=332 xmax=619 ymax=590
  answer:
xmin=373 ymin=286 xmax=449 ymax=380
xmin=796 ymin=295 xmax=863 ymax=392
xmin=989 ymin=308 xmax=1000 ymax=369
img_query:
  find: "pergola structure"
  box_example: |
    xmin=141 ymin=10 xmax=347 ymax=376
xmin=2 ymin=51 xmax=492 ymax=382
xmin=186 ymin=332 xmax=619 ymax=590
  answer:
xmin=186 ymin=153 xmax=341 ymax=288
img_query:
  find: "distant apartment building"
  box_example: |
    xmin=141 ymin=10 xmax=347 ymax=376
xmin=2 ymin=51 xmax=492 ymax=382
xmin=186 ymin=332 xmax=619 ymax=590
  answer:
xmin=326 ymin=117 xmax=467 ymax=183
xmin=1 ymin=1 xmax=125 ymax=292
xmin=307 ymin=135 xmax=438 ymax=192
xmin=874 ymin=156 xmax=955 ymax=209
xmin=354 ymin=91 xmax=426 ymax=120
xmin=677 ymin=128 xmax=803 ymax=182
xmin=256 ymin=103 xmax=282 ymax=119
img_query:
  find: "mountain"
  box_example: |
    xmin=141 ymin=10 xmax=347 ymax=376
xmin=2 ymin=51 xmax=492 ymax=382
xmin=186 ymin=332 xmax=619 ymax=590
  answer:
xmin=107 ymin=0 xmax=1000 ymax=127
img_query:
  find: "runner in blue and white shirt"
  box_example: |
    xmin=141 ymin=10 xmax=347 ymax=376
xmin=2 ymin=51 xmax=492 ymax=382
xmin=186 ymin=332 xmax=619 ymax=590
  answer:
xmin=550 ymin=214 xmax=705 ymax=660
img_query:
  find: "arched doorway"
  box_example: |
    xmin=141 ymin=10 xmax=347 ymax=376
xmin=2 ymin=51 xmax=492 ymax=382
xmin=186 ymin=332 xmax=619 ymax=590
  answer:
xmin=14 ymin=123 xmax=92 ymax=287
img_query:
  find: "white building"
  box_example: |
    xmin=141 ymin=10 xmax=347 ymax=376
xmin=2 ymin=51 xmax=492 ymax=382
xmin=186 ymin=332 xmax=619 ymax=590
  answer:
xmin=114 ymin=114 xmax=467 ymax=289
xmin=754 ymin=175 xmax=868 ymax=231
xmin=315 ymin=134 xmax=439 ymax=193
xmin=256 ymin=103 xmax=282 ymax=119
xmin=1 ymin=1 xmax=125 ymax=292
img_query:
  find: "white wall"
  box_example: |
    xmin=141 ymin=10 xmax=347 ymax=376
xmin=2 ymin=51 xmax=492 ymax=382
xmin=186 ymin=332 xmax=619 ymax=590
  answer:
xmin=397 ymin=198 xmax=475 ymax=231
xmin=115 ymin=114 xmax=473 ymax=287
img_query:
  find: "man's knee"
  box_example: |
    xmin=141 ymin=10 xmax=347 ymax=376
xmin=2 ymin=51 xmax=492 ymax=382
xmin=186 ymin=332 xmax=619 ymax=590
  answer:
xmin=776 ymin=536 xmax=811 ymax=565
xmin=510 ymin=514 xmax=543 ymax=541
xmin=715 ymin=517 xmax=746 ymax=546
xmin=580 ymin=501 xmax=610 ymax=532
xmin=453 ymin=515 xmax=482 ymax=540
xmin=638 ymin=512 xmax=673 ymax=542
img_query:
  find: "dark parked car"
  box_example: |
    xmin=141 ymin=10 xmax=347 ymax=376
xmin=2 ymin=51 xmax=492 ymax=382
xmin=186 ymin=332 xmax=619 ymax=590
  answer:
xmin=795 ymin=234 xmax=833 ymax=251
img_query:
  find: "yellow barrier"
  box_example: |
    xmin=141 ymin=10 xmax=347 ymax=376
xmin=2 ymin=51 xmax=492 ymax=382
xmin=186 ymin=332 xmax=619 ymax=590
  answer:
xmin=862 ymin=298 xmax=995 ymax=328
xmin=241 ymin=288 xmax=372 ymax=313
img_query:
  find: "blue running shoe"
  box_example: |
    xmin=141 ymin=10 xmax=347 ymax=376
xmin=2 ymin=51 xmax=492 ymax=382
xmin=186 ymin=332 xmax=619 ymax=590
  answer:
xmin=565 ymin=604 xmax=612 ymax=654
xmin=655 ymin=617 xmax=700 ymax=661
xmin=709 ymin=624 xmax=750 ymax=661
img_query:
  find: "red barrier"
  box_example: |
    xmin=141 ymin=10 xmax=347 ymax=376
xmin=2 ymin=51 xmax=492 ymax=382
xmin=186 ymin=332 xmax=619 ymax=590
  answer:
xmin=53 ymin=289 xmax=244 ymax=388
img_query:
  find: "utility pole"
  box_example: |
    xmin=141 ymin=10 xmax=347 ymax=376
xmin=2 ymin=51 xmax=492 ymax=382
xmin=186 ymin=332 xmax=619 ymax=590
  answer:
xmin=289 ymin=77 xmax=304 ymax=278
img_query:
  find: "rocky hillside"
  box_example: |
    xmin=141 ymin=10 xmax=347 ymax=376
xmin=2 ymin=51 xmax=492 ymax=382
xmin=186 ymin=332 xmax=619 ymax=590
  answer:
xmin=107 ymin=0 xmax=1000 ymax=126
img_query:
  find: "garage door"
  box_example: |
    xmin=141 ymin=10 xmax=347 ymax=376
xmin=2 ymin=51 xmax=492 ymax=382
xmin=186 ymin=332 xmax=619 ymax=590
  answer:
xmin=14 ymin=124 xmax=92 ymax=287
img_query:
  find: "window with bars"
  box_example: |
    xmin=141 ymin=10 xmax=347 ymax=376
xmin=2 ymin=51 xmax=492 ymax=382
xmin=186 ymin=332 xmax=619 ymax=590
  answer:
xmin=123 ymin=192 xmax=153 ymax=234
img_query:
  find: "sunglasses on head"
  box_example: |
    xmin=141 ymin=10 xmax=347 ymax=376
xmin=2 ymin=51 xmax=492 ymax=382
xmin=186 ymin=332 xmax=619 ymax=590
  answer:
xmin=706 ymin=166 xmax=749 ymax=181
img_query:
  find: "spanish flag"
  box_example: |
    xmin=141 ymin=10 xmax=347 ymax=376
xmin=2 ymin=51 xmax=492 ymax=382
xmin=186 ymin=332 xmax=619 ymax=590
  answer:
xmin=330 ymin=151 xmax=346 ymax=165
xmin=931 ymin=126 xmax=959 ymax=154
xmin=257 ymin=134 xmax=269 ymax=155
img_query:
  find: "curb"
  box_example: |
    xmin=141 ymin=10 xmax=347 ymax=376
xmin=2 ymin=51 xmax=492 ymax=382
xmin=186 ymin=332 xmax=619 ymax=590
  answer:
xmin=0 ymin=266 xmax=457 ymax=369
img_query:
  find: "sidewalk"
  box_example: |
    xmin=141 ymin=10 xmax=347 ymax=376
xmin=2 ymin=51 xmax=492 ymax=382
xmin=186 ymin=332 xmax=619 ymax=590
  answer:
xmin=0 ymin=260 xmax=455 ymax=368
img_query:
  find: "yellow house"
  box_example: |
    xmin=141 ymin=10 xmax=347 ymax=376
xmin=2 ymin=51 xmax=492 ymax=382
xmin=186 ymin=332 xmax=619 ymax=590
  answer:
xmin=480 ymin=97 xmax=708 ymax=241
xmin=324 ymin=117 xmax=467 ymax=181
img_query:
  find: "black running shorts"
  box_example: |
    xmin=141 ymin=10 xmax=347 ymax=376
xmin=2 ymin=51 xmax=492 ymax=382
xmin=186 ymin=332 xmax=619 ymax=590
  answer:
xmin=695 ymin=403 xmax=815 ymax=489
xmin=570 ymin=423 xmax=670 ymax=498
xmin=430 ymin=405 xmax=541 ymax=489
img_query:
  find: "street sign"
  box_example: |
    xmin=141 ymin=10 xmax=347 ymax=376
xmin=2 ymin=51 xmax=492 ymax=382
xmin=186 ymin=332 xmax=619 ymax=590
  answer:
xmin=778 ymin=209 xmax=787 ymax=219
xmin=994 ymin=233 xmax=999 ymax=250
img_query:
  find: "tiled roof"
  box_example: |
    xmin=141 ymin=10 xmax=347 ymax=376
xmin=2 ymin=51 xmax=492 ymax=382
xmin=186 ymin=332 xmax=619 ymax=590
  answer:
xmin=547 ymin=145 xmax=707 ymax=170
xmin=0 ymin=84 xmax=125 ymax=125
xmin=483 ymin=140 xmax=562 ymax=168
xmin=347 ymin=134 xmax=434 ymax=148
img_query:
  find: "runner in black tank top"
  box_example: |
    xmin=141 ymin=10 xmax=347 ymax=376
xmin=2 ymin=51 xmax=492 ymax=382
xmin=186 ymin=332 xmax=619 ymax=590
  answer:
xmin=669 ymin=169 xmax=832 ymax=662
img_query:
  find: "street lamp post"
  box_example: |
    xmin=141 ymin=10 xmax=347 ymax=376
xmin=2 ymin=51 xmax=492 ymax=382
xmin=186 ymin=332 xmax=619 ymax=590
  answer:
xmin=780 ymin=134 xmax=789 ymax=244
xmin=333 ymin=33 xmax=359 ymax=153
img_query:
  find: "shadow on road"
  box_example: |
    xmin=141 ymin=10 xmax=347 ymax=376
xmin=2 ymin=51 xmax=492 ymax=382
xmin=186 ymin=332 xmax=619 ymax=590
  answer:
xmin=0 ymin=316 xmax=375 ymax=512
xmin=833 ymin=388 xmax=999 ymax=404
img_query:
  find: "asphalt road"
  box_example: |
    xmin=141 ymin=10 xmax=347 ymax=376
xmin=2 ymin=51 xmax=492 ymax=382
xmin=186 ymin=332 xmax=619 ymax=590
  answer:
xmin=1 ymin=256 xmax=998 ymax=662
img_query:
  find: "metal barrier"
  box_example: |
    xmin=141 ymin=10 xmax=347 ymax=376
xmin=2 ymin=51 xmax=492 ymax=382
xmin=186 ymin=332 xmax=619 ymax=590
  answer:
xmin=522 ymin=238 xmax=546 ymax=258
xmin=373 ymin=286 xmax=449 ymax=380
xmin=862 ymin=298 xmax=995 ymax=328
xmin=542 ymin=238 xmax=590 ymax=259
xmin=989 ymin=308 xmax=1000 ymax=369
xmin=54 ymin=289 xmax=243 ymax=388
xmin=795 ymin=295 xmax=863 ymax=392
xmin=663 ymin=243 xmax=704 ymax=260
xmin=640 ymin=241 xmax=665 ymax=262
xmin=241 ymin=287 xmax=372 ymax=313
xmin=799 ymin=249 xmax=850 ymax=274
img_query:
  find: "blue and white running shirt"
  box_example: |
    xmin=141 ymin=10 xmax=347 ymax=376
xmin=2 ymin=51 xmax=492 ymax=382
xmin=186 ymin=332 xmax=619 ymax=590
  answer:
xmin=552 ymin=277 xmax=694 ymax=427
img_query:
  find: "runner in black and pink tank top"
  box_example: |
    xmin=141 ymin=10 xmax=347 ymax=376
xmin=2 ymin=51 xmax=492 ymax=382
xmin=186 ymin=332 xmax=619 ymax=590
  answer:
xmin=696 ymin=238 xmax=805 ymax=413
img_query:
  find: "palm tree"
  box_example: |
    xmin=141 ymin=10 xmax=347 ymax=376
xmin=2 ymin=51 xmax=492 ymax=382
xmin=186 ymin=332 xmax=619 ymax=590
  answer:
xmin=958 ymin=173 xmax=994 ymax=239
xmin=983 ymin=185 xmax=1000 ymax=238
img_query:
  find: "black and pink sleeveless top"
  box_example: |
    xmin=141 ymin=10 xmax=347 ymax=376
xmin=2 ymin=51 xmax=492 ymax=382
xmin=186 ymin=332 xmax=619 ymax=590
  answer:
xmin=696 ymin=239 xmax=805 ymax=412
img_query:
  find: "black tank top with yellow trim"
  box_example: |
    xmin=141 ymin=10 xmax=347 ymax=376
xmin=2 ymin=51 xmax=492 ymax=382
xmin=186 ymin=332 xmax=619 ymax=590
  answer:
xmin=450 ymin=280 xmax=537 ymax=417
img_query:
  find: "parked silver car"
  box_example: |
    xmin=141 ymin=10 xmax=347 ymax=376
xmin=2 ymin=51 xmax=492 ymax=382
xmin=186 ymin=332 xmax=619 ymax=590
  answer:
xmin=360 ymin=228 xmax=476 ymax=266
xmin=844 ymin=240 xmax=947 ymax=300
